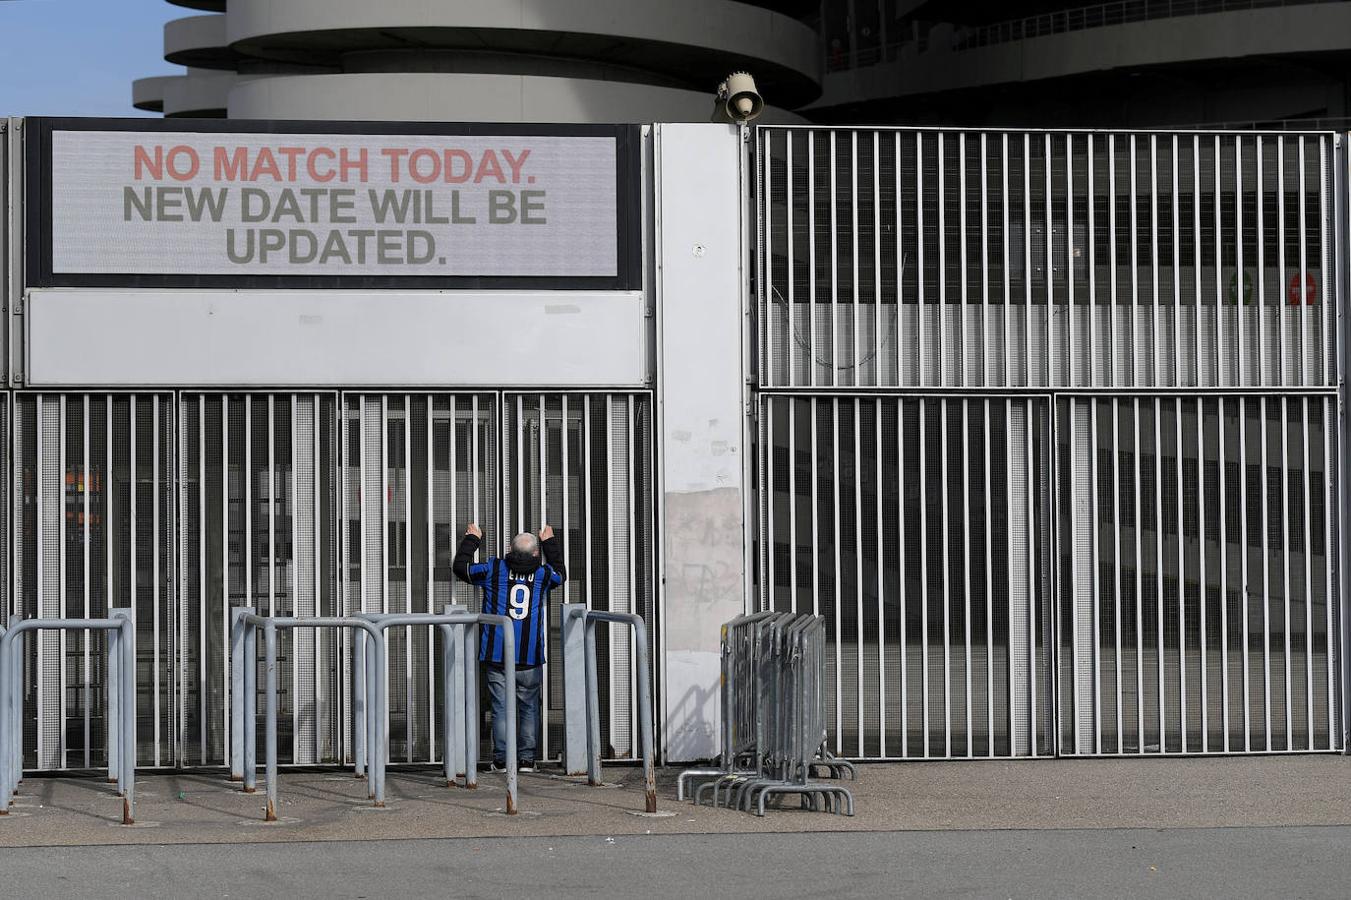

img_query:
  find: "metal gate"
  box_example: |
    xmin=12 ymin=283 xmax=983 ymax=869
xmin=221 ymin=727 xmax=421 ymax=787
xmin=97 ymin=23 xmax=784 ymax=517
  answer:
xmin=13 ymin=393 xmax=175 ymax=769
xmin=11 ymin=390 xmax=654 ymax=770
xmin=755 ymin=125 xmax=1342 ymax=758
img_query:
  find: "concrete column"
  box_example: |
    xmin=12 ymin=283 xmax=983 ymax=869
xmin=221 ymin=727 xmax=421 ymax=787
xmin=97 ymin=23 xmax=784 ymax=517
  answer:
xmin=654 ymin=123 xmax=749 ymax=763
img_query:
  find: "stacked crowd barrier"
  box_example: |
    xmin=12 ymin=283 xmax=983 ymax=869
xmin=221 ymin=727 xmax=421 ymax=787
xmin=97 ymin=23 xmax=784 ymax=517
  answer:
xmin=678 ymin=612 xmax=855 ymax=816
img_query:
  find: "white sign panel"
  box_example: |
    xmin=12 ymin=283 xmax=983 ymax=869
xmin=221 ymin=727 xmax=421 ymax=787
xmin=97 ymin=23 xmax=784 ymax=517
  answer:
xmin=49 ymin=130 xmax=620 ymax=277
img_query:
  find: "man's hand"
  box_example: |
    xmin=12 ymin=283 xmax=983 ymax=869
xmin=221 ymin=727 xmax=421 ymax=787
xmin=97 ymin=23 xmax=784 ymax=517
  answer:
xmin=466 ymin=523 xmax=482 ymax=539
xmin=539 ymin=525 xmax=554 ymax=541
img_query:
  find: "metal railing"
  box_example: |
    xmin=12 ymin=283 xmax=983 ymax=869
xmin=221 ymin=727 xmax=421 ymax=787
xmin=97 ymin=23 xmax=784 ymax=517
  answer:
xmin=0 ymin=611 xmax=138 ymax=824
xmin=229 ymin=607 xmax=521 ymax=821
xmin=678 ymin=613 xmax=855 ymax=816
xmin=826 ymin=0 xmax=1343 ymax=70
xmin=562 ymin=604 xmax=657 ymax=813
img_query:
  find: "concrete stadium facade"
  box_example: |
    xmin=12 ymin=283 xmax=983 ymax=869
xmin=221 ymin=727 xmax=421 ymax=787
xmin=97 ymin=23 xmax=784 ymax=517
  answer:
xmin=134 ymin=1 xmax=1351 ymax=128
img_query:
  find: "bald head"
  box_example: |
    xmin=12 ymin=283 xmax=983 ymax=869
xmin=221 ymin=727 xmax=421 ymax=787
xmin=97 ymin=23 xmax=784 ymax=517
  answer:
xmin=511 ymin=532 xmax=540 ymax=557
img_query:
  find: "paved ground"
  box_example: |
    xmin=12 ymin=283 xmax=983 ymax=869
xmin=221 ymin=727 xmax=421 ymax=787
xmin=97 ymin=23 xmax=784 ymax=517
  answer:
xmin=1 ymin=756 xmax=1348 ymax=896
xmin=7 ymin=827 xmax=1351 ymax=899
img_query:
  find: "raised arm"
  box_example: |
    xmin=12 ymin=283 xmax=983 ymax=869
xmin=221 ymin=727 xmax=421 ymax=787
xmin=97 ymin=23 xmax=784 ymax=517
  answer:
xmin=539 ymin=524 xmax=566 ymax=584
xmin=452 ymin=523 xmax=483 ymax=584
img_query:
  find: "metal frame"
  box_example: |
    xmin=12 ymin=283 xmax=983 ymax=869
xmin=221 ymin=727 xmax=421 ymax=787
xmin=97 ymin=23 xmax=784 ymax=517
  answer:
xmin=561 ymin=603 xmax=657 ymax=813
xmin=0 ymin=610 xmax=135 ymax=823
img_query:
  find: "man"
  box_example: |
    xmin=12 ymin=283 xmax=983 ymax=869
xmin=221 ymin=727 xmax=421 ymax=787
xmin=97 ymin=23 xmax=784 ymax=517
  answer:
xmin=452 ymin=522 xmax=565 ymax=773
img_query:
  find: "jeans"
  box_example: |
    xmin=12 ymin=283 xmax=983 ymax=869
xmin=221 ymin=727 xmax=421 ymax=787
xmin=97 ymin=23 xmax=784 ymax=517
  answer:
xmin=485 ymin=664 xmax=542 ymax=765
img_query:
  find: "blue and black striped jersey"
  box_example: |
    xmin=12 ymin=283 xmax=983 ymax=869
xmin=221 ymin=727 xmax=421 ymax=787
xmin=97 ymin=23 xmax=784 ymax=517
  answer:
xmin=465 ymin=558 xmax=564 ymax=667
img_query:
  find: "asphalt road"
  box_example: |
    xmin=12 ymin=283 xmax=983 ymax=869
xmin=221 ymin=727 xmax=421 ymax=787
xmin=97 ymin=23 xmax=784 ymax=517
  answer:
xmin=9 ymin=826 xmax=1351 ymax=899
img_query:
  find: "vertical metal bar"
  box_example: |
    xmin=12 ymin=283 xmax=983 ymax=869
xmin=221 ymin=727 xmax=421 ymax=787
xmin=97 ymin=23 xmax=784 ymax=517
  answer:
xmin=896 ymin=132 xmax=903 ymax=387
xmin=1090 ymin=400 xmax=1101 ymax=753
xmin=875 ymin=397 xmax=885 ymax=755
xmin=538 ymin=395 xmax=549 ymax=759
xmin=955 ymin=132 xmax=962 ymax=386
xmin=1046 ymin=134 xmax=1053 ymax=387
xmin=1261 ymin=397 xmax=1272 ymax=750
xmin=767 ymin=400 xmax=775 ymax=612
xmin=1302 ymin=397 xmax=1314 ymax=750
xmin=264 ymin=622 xmax=277 ymax=821
xmin=984 ymin=397 xmax=993 ymax=755
xmin=1006 ymin=398 xmax=1017 ymax=751
xmin=981 ymin=133 xmax=990 ymax=387
xmin=403 ymin=395 xmax=412 ymax=762
xmin=1323 ymin=395 xmax=1335 ymax=748
xmin=1173 ymin=136 xmax=1181 ymax=388
xmin=562 ymin=395 xmax=571 ymax=608
xmin=59 ymin=397 xmax=67 ymax=767
xmin=381 ymin=397 xmax=391 ymax=760
xmin=937 ymin=132 xmax=945 ymax=388
xmin=916 ymin=132 xmax=924 ymax=387
xmin=1279 ymin=137 xmax=1287 ymax=386
xmin=1130 ymin=136 xmax=1139 ymax=387
xmin=1239 ymin=397 xmax=1252 ymax=752
xmin=941 ymin=401 xmax=951 ymax=756
xmin=765 ymin=129 xmax=774 ymax=386
xmin=812 ymin=395 xmax=820 ymax=624
xmin=1089 ymin=134 xmax=1098 ymax=388
xmin=1112 ymin=400 xmax=1123 ymax=752
xmin=1198 ymin=397 xmax=1208 ymax=752
xmin=130 ymin=396 xmax=138 ymax=767
xmin=789 ymin=400 xmax=797 ymax=615
xmin=1068 ymin=134 xmax=1075 ymax=387
xmin=1154 ymin=398 xmax=1164 ymax=751
xmin=1027 ymin=398 xmax=1038 ymax=756
xmin=854 ymin=397 xmax=864 ymax=757
xmin=1282 ymin=397 xmax=1293 ymax=749
xmin=787 ymin=132 xmax=796 ymax=386
xmin=852 ymin=130 xmax=861 ymax=386
xmin=199 ymin=396 xmax=207 ymax=762
xmin=1258 ymin=136 xmax=1266 ymax=386
xmin=833 ymin=399 xmax=843 ymax=751
xmin=222 ymin=396 xmax=230 ymax=762
xmin=1134 ymin=397 xmax=1144 ymax=752
xmin=1110 ymin=135 xmax=1118 ymax=387
xmin=244 ymin=396 xmax=251 ymax=627
xmin=918 ymin=397 xmax=929 ymax=754
xmin=1195 ymin=137 xmax=1202 ymax=388
xmin=1215 ymin=136 xmax=1223 ymax=387
xmin=899 ymin=397 xmax=908 ymax=757
xmin=1176 ymin=400 xmax=1186 ymax=752
xmin=83 ymin=395 xmax=91 ymax=768
xmin=427 ymin=396 xmax=435 ymax=762
xmin=1299 ymin=136 xmax=1308 ymax=387
xmin=1024 ymin=133 xmax=1032 ymax=388
xmin=583 ymin=396 xmax=593 ymax=612
xmin=152 ymin=396 xmax=161 ymax=767
xmin=1150 ymin=135 xmax=1160 ymax=387
xmin=1003 ymin=133 xmax=1011 ymax=387
xmin=1237 ymin=136 xmax=1245 ymax=389
xmin=831 ymin=131 xmax=840 ymax=388
xmin=808 ymin=131 xmax=817 ymax=388
xmin=1219 ymin=397 xmax=1230 ymax=751
xmin=1319 ymin=136 xmax=1330 ymax=386
xmin=962 ymin=399 xmax=972 ymax=755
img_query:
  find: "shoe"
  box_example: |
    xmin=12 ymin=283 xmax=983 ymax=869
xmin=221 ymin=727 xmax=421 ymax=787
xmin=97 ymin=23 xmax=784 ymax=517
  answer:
xmin=518 ymin=761 xmax=536 ymax=773
xmin=489 ymin=761 xmax=506 ymax=773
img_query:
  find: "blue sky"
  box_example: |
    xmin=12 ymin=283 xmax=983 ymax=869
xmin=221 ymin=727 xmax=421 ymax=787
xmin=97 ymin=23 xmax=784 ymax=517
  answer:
xmin=0 ymin=0 xmax=180 ymax=117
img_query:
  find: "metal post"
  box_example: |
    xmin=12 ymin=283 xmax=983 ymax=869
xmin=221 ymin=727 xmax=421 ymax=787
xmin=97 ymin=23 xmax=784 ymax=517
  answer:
xmin=112 ymin=609 xmax=136 ymax=825
xmin=353 ymin=625 xmax=366 ymax=778
xmin=9 ymin=623 xmax=19 ymax=790
xmin=583 ymin=619 xmax=602 ymax=785
xmin=632 ymin=616 xmax=657 ymax=813
xmin=264 ymin=622 xmax=279 ymax=822
xmin=108 ymin=623 xmax=120 ymax=787
xmin=364 ymin=629 xmax=378 ymax=800
xmin=0 ymin=626 xmax=11 ymax=812
xmin=228 ymin=607 xmax=248 ymax=782
xmin=464 ymin=623 xmax=479 ymax=789
xmin=441 ymin=621 xmax=455 ymax=786
xmin=447 ymin=604 xmax=468 ymax=779
xmin=562 ymin=604 xmax=588 ymax=775
xmin=243 ymin=619 xmax=257 ymax=793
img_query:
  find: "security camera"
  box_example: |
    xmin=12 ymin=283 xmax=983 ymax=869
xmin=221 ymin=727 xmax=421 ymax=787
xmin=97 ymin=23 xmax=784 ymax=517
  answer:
xmin=715 ymin=72 xmax=765 ymax=123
